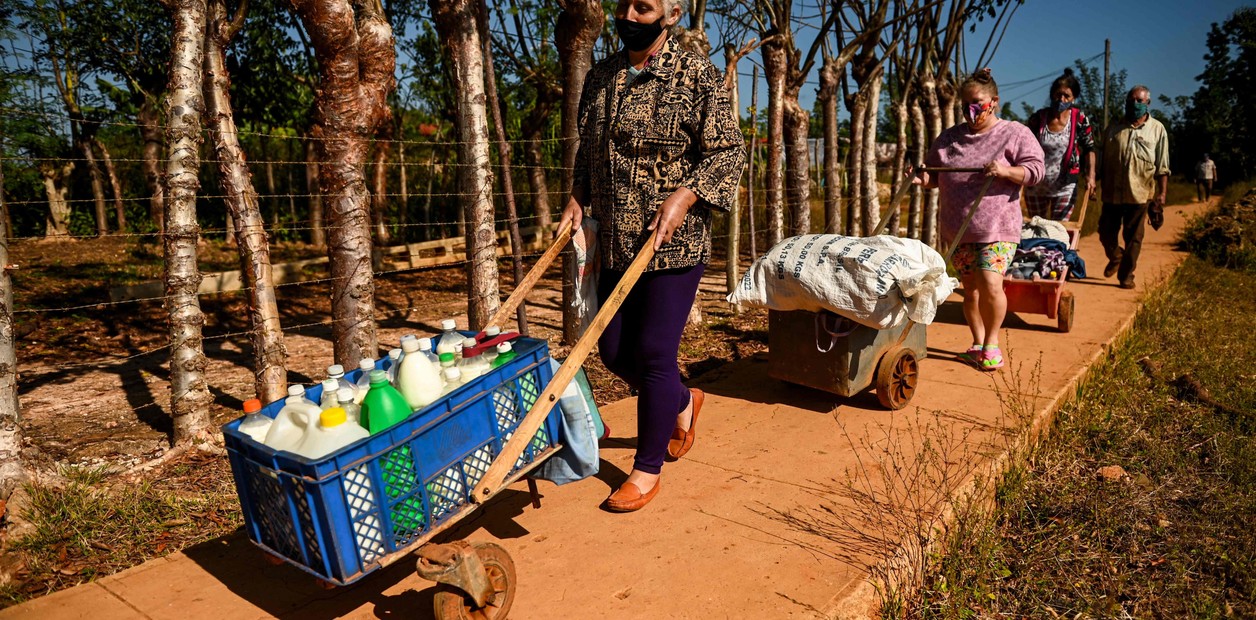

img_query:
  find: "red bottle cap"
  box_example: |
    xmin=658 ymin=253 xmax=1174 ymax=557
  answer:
xmin=243 ymin=398 xmax=262 ymax=413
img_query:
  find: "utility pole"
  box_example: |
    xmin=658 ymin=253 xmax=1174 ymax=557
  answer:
xmin=1103 ymin=38 xmax=1111 ymax=132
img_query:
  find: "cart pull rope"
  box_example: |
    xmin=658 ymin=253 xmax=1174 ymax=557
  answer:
xmin=482 ymin=221 xmax=574 ymax=333
xmin=815 ymin=311 xmax=856 ymax=353
xmin=471 ymin=229 xmax=660 ymax=503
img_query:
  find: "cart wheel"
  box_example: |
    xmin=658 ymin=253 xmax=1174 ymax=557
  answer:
xmin=433 ymin=542 xmax=516 ymax=620
xmin=1057 ymin=291 xmax=1076 ymax=333
xmin=875 ymin=347 xmax=919 ymax=410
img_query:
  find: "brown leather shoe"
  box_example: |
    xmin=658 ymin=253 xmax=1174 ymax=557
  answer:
xmin=604 ymin=480 xmax=660 ymax=512
xmin=667 ymin=388 xmax=704 ymax=460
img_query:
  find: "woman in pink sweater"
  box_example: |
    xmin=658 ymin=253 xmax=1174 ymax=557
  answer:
xmin=913 ymin=70 xmax=1044 ymax=370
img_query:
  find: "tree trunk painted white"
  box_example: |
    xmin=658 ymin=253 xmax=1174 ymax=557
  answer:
xmin=163 ymin=0 xmax=214 ymax=445
xmin=0 ymin=158 xmax=24 ymax=500
xmin=40 ymin=162 xmax=74 ymax=237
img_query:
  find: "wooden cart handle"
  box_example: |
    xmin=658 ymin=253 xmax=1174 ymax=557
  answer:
xmin=481 ymin=221 xmax=573 ymax=331
xmin=941 ymin=176 xmax=996 ymax=262
xmin=471 ymin=229 xmax=659 ymax=503
xmin=870 ymin=167 xmax=986 ymax=237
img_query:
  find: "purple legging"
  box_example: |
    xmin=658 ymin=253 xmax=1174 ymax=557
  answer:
xmin=597 ymin=264 xmax=705 ymax=475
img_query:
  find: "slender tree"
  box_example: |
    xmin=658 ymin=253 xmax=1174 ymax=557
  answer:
xmin=0 ymin=156 xmax=24 ymax=501
xmin=162 ymin=0 xmax=214 ymax=444
xmin=429 ymin=0 xmax=500 ymax=329
xmin=555 ymin=0 xmax=603 ymax=344
xmin=288 ymin=0 xmax=396 ymax=367
xmin=205 ymin=0 xmax=288 ymax=404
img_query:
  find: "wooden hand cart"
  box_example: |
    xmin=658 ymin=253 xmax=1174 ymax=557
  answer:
xmin=223 ymin=222 xmax=657 ymax=619
xmin=1002 ymin=191 xmax=1091 ymax=332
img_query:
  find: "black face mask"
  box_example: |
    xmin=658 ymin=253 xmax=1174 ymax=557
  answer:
xmin=615 ymin=15 xmax=665 ymax=52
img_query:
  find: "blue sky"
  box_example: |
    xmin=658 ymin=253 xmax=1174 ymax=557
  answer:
xmin=727 ymin=0 xmax=1251 ymax=121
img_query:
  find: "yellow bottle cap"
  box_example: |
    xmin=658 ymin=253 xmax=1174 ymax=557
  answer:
xmin=320 ymin=407 xmax=347 ymax=427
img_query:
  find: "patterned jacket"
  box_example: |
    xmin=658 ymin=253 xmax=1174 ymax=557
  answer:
xmin=573 ymin=36 xmax=746 ymax=271
xmin=1027 ymin=107 xmax=1095 ymax=179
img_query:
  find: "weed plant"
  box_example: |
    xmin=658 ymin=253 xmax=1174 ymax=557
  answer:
xmin=910 ymin=257 xmax=1256 ymax=618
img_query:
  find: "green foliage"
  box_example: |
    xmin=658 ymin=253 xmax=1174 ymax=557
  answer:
xmin=1180 ymin=8 xmax=1256 ymax=182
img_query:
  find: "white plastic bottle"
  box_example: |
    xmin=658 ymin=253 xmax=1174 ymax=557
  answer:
xmin=326 ymin=364 xmax=356 ymax=394
xmin=386 ymin=348 xmax=403 ymax=384
xmin=435 ymin=319 xmax=462 ymax=358
xmin=459 ymin=347 xmax=489 ymax=382
xmin=263 ymin=385 xmax=323 ymax=452
xmin=396 ymin=338 xmax=444 ymax=410
xmin=418 ymin=337 xmax=439 ymax=364
xmin=440 ymin=367 xmax=463 ymax=395
xmin=236 ymin=398 xmax=272 ymax=443
xmin=290 ymin=407 xmax=370 ymax=460
xmin=319 ymin=378 xmax=341 ymax=409
xmin=355 ymin=358 xmax=375 ymax=404
xmin=335 ymin=386 xmax=362 ymax=426
xmin=481 ymin=326 xmax=501 ymax=366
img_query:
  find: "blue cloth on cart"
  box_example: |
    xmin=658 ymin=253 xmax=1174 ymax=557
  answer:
xmin=1019 ymin=237 xmax=1087 ymax=280
xmin=533 ymin=358 xmax=603 ymax=485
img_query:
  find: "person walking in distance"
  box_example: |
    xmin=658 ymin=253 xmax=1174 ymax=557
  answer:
xmin=1195 ymin=153 xmax=1217 ymax=202
xmin=1099 ymin=86 xmax=1170 ymax=290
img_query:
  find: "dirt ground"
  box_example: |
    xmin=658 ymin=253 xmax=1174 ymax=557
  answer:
xmin=9 ymin=235 xmax=763 ymax=469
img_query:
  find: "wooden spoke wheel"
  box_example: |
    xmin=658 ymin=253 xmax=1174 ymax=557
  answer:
xmin=1057 ymin=290 xmax=1076 ymax=333
xmin=433 ymin=542 xmax=516 ymax=620
xmin=875 ymin=347 xmax=919 ymax=410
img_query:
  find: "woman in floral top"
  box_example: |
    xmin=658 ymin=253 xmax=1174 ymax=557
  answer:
xmin=558 ymin=0 xmax=745 ymax=512
xmin=1024 ymin=69 xmax=1096 ymax=221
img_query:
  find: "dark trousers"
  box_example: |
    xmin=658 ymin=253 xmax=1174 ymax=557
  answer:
xmin=1197 ymin=179 xmax=1213 ymax=201
xmin=597 ymin=264 xmax=704 ymax=475
xmin=1098 ymin=202 xmax=1147 ymax=282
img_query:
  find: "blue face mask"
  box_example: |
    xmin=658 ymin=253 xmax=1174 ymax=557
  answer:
xmin=1051 ymin=99 xmax=1072 ymax=114
xmin=1125 ymin=99 xmax=1149 ymax=121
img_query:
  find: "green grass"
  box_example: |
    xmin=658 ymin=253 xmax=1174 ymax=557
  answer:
xmin=905 ymin=187 xmax=1256 ymax=617
xmin=0 ymin=461 xmax=242 ymax=608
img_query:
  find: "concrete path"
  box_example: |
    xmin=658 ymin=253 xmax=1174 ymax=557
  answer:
xmin=1 ymin=201 xmax=1207 ymax=620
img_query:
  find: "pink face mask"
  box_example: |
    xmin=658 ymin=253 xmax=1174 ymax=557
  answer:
xmin=964 ymin=101 xmax=993 ymax=123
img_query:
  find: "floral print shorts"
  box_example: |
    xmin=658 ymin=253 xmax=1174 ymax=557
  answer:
xmin=951 ymin=241 xmax=1018 ymax=277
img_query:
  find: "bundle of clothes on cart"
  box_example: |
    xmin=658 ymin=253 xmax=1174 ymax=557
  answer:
xmin=1006 ymin=216 xmax=1087 ymax=281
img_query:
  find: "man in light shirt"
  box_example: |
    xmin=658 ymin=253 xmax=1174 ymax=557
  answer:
xmin=1195 ymin=153 xmax=1217 ymax=202
xmin=1100 ymin=86 xmax=1170 ymax=290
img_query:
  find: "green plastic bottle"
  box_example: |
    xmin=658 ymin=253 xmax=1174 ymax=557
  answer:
xmin=360 ymin=369 xmax=412 ymax=434
xmin=491 ymin=342 xmax=518 ymax=368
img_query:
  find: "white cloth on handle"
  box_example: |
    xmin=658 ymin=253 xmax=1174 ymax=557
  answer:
xmin=569 ymin=218 xmax=600 ymax=336
xmin=727 ymin=234 xmax=957 ymax=328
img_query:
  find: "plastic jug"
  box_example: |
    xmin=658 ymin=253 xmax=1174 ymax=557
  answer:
xmin=290 ymin=407 xmax=370 ymax=460
xmin=436 ymin=319 xmax=462 ymax=358
xmin=237 ymin=398 xmax=272 ymax=443
xmin=360 ymin=369 xmax=412 ymax=435
xmin=319 ymin=378 xmax=341 ymax=409
xmin=440 ymin=367 xmax=464 ymax=395
xmin=335 ymin=386 xmax=361 ymax=426
xmin=418 ymin=337 xmax=439 ymax=364
xmin=264 ymin=385 xmax=323 ymax=451
xmin=385 ymin=348 xmax=403 ymax=384
xmin=491 ymin=342 xmax=518 ymax=368
xmin=355 ymin=358 xmax=375 ymax=404
xmin=396 ymin=338 xmax=444 ymax=410
xmin=459 ymin=348 xmax=489 ymax=382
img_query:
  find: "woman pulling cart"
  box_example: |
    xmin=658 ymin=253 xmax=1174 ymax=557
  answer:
xmin=912 ymin=69 xmax=1045 ymax=371
xmin=558 ymin=0 xmax=746 ymax=511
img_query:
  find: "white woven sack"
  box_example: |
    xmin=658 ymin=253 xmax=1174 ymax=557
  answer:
xmin=727 ymin=234 xmax=957 ymax=328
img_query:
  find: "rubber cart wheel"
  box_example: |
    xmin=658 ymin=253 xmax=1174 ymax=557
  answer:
xmin=875 ymin=347 xmax=919 ymax=410
xmin=433 ymin=542 xmax=516 ymax=620
xmin=1057 ymin=290 xmax=1076 ymax=333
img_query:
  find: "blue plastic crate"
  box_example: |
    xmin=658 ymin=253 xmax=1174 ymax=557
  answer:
xmin=222 ymin=335 xmax=560 ymax=585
